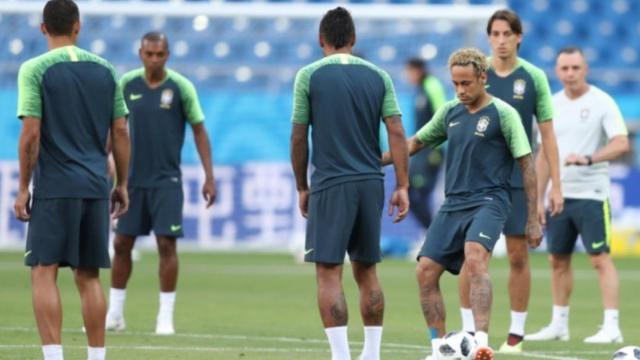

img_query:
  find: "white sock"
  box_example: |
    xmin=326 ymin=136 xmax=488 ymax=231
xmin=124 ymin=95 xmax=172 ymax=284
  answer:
xmin=475 ymin=331 xmax=489 ymax=347
xmin=360 ymin=326 xmax=382 ymax=360
xmin=551 ymin=305 xmax=569 ymax=329
xmin=158 ymin=291 xmax=176 ymax=319
xmin=509 ymin=311 xmax=527 ymax=337
xmin=42 ymin=344 xmax=63 ymax=360
xmin=87 ymin=347 xmax=105 ymax=360
xmin=108 ymin=288 xmax=126 ymax=318
xmin=431 ymin=338 xmax=442 ymax=354
xmin=603 ymin=309 xmax=619 ymax=331
xmin=325 ymin=326 xmax=351 ymax=360
xmin=460 ymin=308 xmax=475 ymax=333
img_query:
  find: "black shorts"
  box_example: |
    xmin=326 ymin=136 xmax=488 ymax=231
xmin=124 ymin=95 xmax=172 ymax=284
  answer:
xmin=305 ymin=179 xmax=384 ymax=264
xmin=546 ymin=198 xmax=611 ymax=255
xmin=115 ymin=186 xmax=184 ymax=238
xmin=25 ymin=198 xmax=110 ymax=268
xmin=419 ymin=201 xmax=509 ymax=274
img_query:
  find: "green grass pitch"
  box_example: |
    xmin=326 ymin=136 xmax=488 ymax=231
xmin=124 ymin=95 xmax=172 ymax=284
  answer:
xmin=0 ymin=251 xmax=637 ymax=359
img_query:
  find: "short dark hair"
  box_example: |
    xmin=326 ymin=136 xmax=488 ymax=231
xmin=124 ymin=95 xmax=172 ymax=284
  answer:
xmin=319 ymin=7 xmax=355 ymax=50
xmin=43 ymin=0 xmax=79 ymax=36
xmin=486 ymin=9 xmax=523 ymax=35
xmin=557 ymin=46 xmax=584 ymax=58
xmin=141 ymin=31 xmax=169 ymax=49
xmin=406 ymin=57 xmax=428 ymax=77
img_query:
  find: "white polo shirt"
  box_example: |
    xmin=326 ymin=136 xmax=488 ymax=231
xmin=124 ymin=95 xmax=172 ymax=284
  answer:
xmin=550 ymin=85 xmax=628 ymax=201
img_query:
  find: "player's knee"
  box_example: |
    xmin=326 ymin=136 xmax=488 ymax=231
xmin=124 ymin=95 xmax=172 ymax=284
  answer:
xmin=589 ymin=253 xmax=609 ymax=271
xmin=550 ymin=255 xmax=571 ymax=272
xmin=464 ymin=256 xmax=488 ymax=277
xmin=113 ymin=238 xmax=134 ymax=256
xmin=508 ymin=252 xmax=529 ymax=271
xmin=415 ymin=260 xmax=438 ymax=284
xmin=157 ymin=238 xmax=177 ymax=258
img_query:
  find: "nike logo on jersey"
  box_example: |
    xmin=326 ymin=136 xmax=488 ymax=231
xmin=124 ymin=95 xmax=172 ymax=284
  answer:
xmin=592 ymin=241 xmax=605 ymax=249
xmin=479 ymin=232 xmax=492 ymax=240
xmin=449 ymin=122 xmax=461 ymax=128
xmin=130 ymin=93 xmax=143 ymax=101
xmin=170 ymin=224 xmax=182 ymax=232
xmin=304 ymin=248 xmax=314 ymax=255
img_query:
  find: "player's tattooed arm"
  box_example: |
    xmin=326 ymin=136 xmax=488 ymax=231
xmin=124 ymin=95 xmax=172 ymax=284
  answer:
xmin=15 ymin=117 xmax=41 ymax=221
xmin=290 ymin=123 xmax=310 ymax=217
xmin=518 ymin=154 xmax=543 ymax=248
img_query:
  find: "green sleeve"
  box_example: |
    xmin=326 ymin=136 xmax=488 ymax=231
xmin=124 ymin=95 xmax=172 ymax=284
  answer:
xmin=423 ymin=75 xmax=447 ymax=112
xmin=379 ymin=70 xmax=402 ymax=118
xmin=172 ymin=73 xmax=204 ymax=124
xmin=111 ymin=68 xmax=128 ymax=120
xmin=16 ymin=60 xmax=42 ymax=119
xmin=497 ymin=100 xmax=532 ymax=158
xmin=530 ymin=67 xmax=554 ymax=123
xmin=291 ymin=67 xmax=311 ymax=124
xmin=415 ymin=100 xmax=452 ymax=147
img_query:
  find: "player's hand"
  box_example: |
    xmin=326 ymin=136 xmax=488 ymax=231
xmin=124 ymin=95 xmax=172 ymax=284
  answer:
xmin=564 ymin=153 xmax=588 ymax=166
xmin=380 ymin=152 xmax=392 ymax=166
xmin=298 ymin=189 xmax=310 ymax=219
xmin=537 ymin=200 xmax=547 ymax=227
xmin=548 ymin=185 xmax=564 ymax=216
xmin=388 ymin=186 xmax=409 ymax=223
xmin=14 ymin=189 xmax=31 ymax=222
xmin=525 ymin=220 xmax=543 ymax=249
xmin=202 ymin=177 xmax=216 ymax=209
xmin=110 ymin=185 xmax=129 ymax=219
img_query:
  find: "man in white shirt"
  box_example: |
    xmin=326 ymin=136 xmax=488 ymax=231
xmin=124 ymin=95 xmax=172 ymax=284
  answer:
xmin=527 ymin=47 xmax=629 ymax=344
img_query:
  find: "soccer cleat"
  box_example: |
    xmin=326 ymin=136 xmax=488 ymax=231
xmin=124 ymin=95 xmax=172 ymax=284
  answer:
xmin=155 ymin=316 xmax=175 ymax=335
xmin=583 ymin=327 xmax=623 ymax=344
xmin=525 ymin=325 xmax=569 ymax=341
xmin=473 ymin=345 xmax=494 ymax=360
xmin=498 ymin=340 xmax=523 ymax=353
xmin=105 ymin=314 xmax=126 ymax=332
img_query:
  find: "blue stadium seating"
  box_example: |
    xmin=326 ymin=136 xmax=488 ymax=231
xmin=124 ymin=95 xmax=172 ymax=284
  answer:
xmin=0 ymin=0 xmax=637 ymax=100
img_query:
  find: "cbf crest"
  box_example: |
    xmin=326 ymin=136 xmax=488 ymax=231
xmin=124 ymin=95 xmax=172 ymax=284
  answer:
xmin=475 ymin=116 xmax=490 ymax=137
xmin=160 ymin=89 xmax=174 ymax=109
xmin=513 ymin=79 xmax=526 ymax=99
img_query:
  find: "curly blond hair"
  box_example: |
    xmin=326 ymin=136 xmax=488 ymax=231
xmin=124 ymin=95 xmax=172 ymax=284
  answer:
xmin=448 ymin=48 xmax=489 ymax=76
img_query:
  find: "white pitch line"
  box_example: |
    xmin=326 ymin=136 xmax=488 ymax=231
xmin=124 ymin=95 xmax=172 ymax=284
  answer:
xmin=0 ymin=326 xmax=424 ymax=350
xmin=0 ymin=326 xmax=614 ymax=359
xmin=0 ymin=344 xmax=420 ymax=354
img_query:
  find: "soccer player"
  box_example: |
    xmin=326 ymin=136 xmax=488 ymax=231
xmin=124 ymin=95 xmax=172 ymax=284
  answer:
xmin=383 ymin=48 xmax=542 ymax=360
xmin=404 ymin=58 xmax=447 ymax=230
xmin=457 ymin=9 xmax=563 ymax=353
xmin=526 ymin=47 xmax=628 ymax=344
xmin=105 ymin=32 xmax=216 ymax=335
xmin=14 ymin=1 xmax=130 ymax=359
xmin=290 ymin=7 xmax=409 ymax=360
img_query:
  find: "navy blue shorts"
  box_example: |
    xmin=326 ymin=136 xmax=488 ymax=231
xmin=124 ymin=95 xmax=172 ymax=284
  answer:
xmin=419 ymin=201 xmax=509 ymax=274
xmin=546 ymin=198 xmax=611 ymax=255
xmin=115 ymin=186 xmax=184 ymax=238
xmin=503 ymin=188 xmax=527 ymax=236
xmin=26 ymin=198 xmax=110 ymax=268
xmin=305 ymin=179 xmax=384 ymax=264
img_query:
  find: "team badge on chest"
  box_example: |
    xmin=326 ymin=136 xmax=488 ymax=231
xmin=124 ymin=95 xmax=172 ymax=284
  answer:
xmin=513 ymin=79 xmax=526 ymax=99
xmin=160 ymin=88 xmax=174 ymax=109
xmin=475 ymin=116 xmax=490 ymax=137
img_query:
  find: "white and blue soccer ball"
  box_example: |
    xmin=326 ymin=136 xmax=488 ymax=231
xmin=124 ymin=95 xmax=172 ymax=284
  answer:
xmin=612 ymin=346 xmax=640 ymax=360
xmin=435 ymin=331 xmax=477 ymax=360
